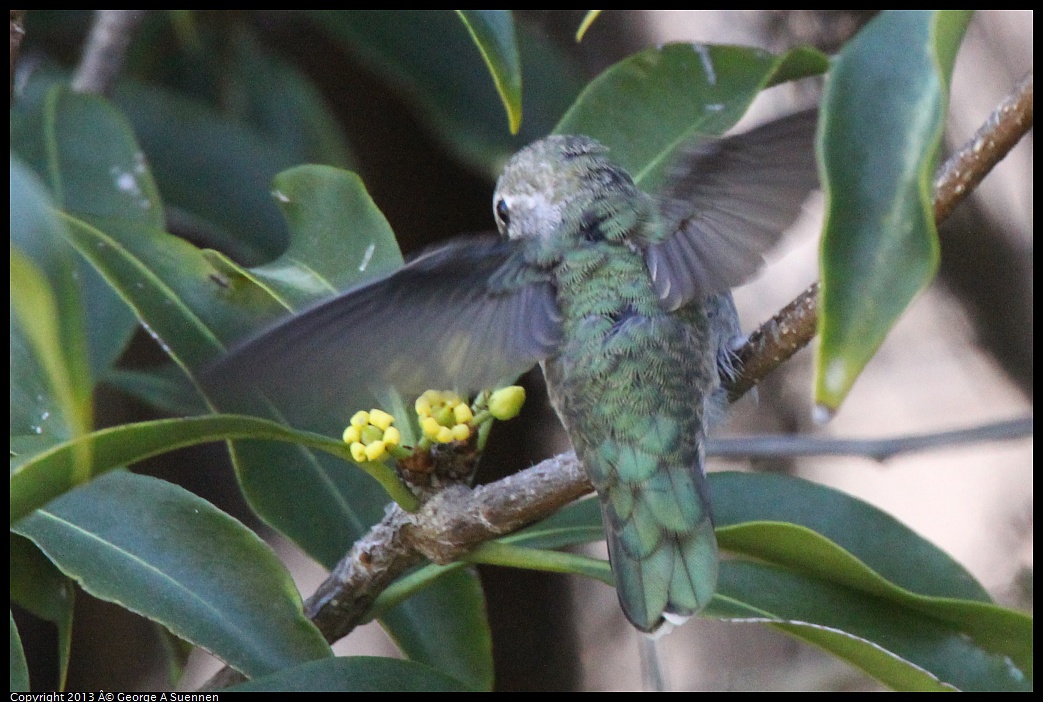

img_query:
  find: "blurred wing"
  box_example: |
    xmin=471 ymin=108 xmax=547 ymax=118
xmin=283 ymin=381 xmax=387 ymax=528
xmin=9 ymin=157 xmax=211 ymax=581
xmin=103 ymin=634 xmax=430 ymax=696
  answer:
xmin=205 ymin=235 xmax=561 ymax=415
xmin=645 ymin=109 xmax=819 ymax=311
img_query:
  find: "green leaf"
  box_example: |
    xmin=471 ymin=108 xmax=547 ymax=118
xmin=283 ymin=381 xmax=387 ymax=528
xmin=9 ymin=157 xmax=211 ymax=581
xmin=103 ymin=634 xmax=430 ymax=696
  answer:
xmin=230 ymin=656 xmax=473 ymax=692
xmin=11 ymin=80 xmax=142 ymax=382
xmin=455 ymin=11 xmax=523 ymax=134
xmin=554 ymin=42 xmax=829 ymax=188
xmin=574 ymin=11 xmax=601 ymax=42
xmin=222 ymin=28 xmax=356 ymax=171
xmin=28 ymin=87 xmax=489 ymax=685
xmin=113 ymin=79 xmax=303 ymax=264
xmin=711 ymin=561 xmax=1017 ymax=691
xmin=13 ymin=28 xmax=355 ymax=267
xmin=10 ymin=534 xmax=75 ymax=689
xmin=255 ymin=165 xmax=403 ymax=308
xmin=10 ymin=613 xmax=29 ymax=693
xmin=29 ymin=89 xmax=383 ymax=546
xmin=710 ymin=471 xmax=989 ymax=601
xmin=506 ymin=495 xmax=605 ymax=550
xmin=102 ymin=366 xmax=209 ymax=417
xmin=815 ymin=10 xmax=973 ymax=410
xmin=310 ymin=10 xmax=584 ymax=173
xmin=380 ymin=568 xmax=493 ymax=692
xmin=9 ymin=249 xmax=86 ymax=450
xmin=710 ymin=473 xmax=1029 ymax=690
xmin=13 ymin=472 xmax=333 ymax=679
xmin=10 ymin=156 xmax=92 ymax=445
xmin=443 ymin=472 xmax=1030 ymax=691
xmin=10 ymin=312 xmax=62 ymax=447
xmin=10 ymin=414 xmax=419 ymax=525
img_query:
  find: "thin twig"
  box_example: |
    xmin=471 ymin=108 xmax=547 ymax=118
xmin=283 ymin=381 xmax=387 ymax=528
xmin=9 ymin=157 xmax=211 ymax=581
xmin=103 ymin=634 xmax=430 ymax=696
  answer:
xmin=202 ymin=75 xmax=1034 ymax=689
xmin=71 ymin=10 xmax=147 ymax=97
xmin=709 ymin=416 xmax=1033 ymax=462
xmin=934 ymin=72 xmax=1034 ymax=223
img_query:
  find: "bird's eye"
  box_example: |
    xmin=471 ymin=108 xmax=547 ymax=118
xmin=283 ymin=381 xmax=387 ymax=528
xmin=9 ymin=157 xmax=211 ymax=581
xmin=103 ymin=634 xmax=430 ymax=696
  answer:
xmin=494 ymin=198 xmax=510 ymax=230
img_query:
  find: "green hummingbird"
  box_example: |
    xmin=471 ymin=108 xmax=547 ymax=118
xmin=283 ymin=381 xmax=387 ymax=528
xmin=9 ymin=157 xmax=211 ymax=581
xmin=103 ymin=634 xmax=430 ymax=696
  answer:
xmin=212 ymin=110 xmax=818 ymax=633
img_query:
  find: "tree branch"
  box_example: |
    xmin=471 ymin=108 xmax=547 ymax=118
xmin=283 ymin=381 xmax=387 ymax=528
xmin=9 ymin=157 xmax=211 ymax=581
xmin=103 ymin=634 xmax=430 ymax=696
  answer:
xmin=203 ymin=74 xmax=1034 ymax=688
xmin=933 ymin=72 xmax=1034 ymax=223
xmin=71 ymin=10 xmax=147 ymax=97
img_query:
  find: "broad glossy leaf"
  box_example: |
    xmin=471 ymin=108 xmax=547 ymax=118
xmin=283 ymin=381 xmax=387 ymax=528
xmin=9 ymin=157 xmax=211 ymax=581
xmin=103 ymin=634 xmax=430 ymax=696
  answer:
xmin=423 ymin=471 xmax=1030 ymax=691
xmin=222 ymin=28 xmax=356 ymax=171
xmin=33 ymin=89 xmax=370 ymax=541
xmin=11 ymin=80 xmax=145 ymax=380
xmin=254 ymin=165 xmax=403 ymax=308
xmin=710 ymin=560 xmax=1029 ymax=691
xmin=230 ymin=656 xmax=472 ymax=692
xmin=554 ymin=42 xmax=829 ymax=189
xmin=710 ymin=471 xmax=988 ymax=601
xmin=380 ymin=568 xmax=493 ymax=692
xmin=114 ymin=81 xmax=301 ymax=264
xmin=102 ymin=365 xmax=209 ymax=417
xmin=10 ymin=156 xmax=91 ymax=444
xmin=14 ymin=472 xmax=333 ymax=679
xmin=9 ymin=534 xmax=75 ymax=689
xmin=310 ymin=10 xmax=583 ymax=173
xmin=32 ymin=88 xmax=490 ymax=684
xmin=815 ymin=11 xmax=973 ymax=409
xmin=10 ymin=614 xmax=29 ymax=693
xmin=10 ymin=312 xmax=61 ymax=446
xmin=10 ymin=414 xmax=417 ymax=525
xmin=455 ymin=11 xmax=523 ymax=134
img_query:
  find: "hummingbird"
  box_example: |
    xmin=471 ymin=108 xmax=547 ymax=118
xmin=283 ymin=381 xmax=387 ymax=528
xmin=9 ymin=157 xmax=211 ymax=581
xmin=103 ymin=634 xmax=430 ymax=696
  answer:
xmin=211 ymin=110 xmax=818 ymax=633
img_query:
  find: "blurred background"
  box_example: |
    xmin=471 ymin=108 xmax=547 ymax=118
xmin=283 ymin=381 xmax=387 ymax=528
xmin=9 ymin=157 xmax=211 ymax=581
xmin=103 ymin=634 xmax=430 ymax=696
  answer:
xmin=11 ymin=10 xmax=1031 ymax=691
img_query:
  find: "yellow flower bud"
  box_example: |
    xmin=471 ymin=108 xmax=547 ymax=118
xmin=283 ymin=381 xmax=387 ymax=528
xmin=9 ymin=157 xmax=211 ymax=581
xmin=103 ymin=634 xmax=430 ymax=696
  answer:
xmin=349 ymin=442 xmax=368 ymax=463
xmin=415 ymin=395 xmax=432 ymax=417
xmin=454 ymin=403 xmax=474 ymax=424
xmin=489 ymin=386 xmax=526 ymax=420
xmin=435 ymin=426 xmax=454 ymax=444
xmin=383 ymin=426 xmax=401 ymax=445
xmin=350 ymin=410 xmax=370 ymax=428
xmin=365 ymin=441 xmax=387 ymax=461
xmin=342 ymin=425 xmax=361 ymax=444
xmin=451 ymin=424 xmax=471 ymax=441
xmin=369 ymin=409 xmax=394 ymax=430
xmin=421 ymin=416 xmax=442 ymax=439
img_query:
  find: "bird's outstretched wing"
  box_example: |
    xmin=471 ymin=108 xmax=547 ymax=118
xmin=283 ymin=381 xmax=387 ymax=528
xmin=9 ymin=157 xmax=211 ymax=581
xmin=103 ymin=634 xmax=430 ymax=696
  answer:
xmin=645 ymin=109 xmax=819 ymax=311
xmin=204 ymin=235 xmax=561 ymax=422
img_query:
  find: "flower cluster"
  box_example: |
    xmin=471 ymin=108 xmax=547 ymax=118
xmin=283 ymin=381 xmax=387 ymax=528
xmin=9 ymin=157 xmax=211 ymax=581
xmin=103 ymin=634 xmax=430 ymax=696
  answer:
xmin=342 ymin=409 xmax=401 ymax=462
xmin=341 ymin=386 xmax=527 ymax=463
xmin=415 ymin=390 xmax=473 ymax=444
